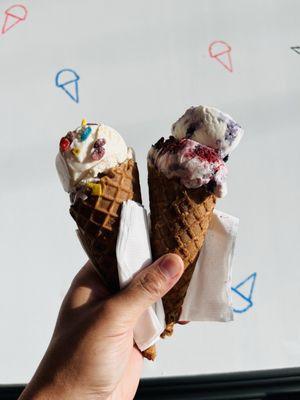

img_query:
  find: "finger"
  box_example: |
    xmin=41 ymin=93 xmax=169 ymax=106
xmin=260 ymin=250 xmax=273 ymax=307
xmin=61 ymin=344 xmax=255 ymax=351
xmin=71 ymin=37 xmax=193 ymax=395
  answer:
xmin=108 ymin=254 xmax=184 ymax=326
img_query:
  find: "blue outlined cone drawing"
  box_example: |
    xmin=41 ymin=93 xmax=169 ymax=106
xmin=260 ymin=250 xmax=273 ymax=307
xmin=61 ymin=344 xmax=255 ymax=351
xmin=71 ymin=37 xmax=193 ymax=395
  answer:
xmin=55 ymin=69 xmax=80 ymax=103
xmin=231 ymin=273 xmax=257 ymax=313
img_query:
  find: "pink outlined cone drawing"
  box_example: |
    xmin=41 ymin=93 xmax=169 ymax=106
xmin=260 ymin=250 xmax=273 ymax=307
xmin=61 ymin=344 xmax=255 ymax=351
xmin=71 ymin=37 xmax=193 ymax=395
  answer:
xmin=1 ymin=4 xmax=28 ymax=34
xmin=209 ymin=40 xmax=233 ymax=72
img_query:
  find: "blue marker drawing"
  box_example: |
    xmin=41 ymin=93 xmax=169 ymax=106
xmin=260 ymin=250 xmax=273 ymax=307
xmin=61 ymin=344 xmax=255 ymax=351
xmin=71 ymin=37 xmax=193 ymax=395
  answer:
xmin=231 ymin=272 xmax=257 ymax=313
xmin=55 ymin=69 xmax=80 ymax=103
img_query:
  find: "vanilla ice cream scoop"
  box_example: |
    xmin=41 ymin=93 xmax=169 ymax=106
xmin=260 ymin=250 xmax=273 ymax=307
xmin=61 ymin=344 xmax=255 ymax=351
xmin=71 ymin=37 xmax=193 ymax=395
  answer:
xmin=172 ymin=106 xmax=243 ymax=158
xmin=56 ymin=121 xmax=132 ymax=193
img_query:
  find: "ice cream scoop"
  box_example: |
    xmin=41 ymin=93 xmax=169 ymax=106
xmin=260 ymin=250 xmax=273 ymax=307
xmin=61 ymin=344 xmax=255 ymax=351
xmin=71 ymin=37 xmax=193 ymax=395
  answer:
xmin=172 ymin=105 xmax=243 ymax=158
xmin=56 ymin=120 xmax=133 ymax=193
xmin=148 ymin=137 xmax=228 ymax=198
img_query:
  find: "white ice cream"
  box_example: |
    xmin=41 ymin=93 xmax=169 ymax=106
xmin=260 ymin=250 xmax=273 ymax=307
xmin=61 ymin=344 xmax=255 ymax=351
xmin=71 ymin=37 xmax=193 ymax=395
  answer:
xmin=56 ymin=122 xmax=132 ymax=193
xmin=172 ymin=106 xmax=243 ymax=158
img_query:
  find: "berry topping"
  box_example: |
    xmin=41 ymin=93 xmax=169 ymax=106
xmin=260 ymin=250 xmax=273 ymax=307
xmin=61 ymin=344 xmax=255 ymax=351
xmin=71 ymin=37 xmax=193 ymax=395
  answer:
xmin=193 ymin=144 xmax=220 ymax=163
xmin=60 ymin=137 xmax=70 ymax=152
xmin=91 ymin=146 xmax=105 ymax=161
xmin=224 ymin=120 xmax=240 ymax=145
xmin=161 ymin=137 xmax=187 ymax=154
xmin=94 ymin=138 xmax=106 ymax=148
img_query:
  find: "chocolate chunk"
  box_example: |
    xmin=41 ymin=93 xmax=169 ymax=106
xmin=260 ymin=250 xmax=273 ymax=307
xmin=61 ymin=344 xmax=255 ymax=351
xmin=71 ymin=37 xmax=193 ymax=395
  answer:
xmin=153 ymin=137 xmax=165 ymax=150
xmin=206 ymin=180 xmax=216 ymax=193
xmin=186 ymin=121 xmax=202 ymax=138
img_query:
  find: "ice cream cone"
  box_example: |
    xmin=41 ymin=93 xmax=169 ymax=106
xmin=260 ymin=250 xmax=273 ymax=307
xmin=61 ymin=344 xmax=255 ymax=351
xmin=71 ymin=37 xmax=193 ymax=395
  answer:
xmin=148 ymin=165 xmax=216 ymax=336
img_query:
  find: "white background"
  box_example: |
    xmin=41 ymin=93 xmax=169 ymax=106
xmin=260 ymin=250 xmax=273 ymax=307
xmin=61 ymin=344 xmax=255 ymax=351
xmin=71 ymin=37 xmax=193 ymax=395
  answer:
xmin=0 ymin=0 xmax=300 ymax=383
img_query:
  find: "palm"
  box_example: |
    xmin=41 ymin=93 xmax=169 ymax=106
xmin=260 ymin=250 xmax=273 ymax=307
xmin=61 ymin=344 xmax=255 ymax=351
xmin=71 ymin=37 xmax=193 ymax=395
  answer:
xmin=110 ymin=346 xmax=143 ymax=399
xmin=53 ymin=262 xmax=144 ymax=398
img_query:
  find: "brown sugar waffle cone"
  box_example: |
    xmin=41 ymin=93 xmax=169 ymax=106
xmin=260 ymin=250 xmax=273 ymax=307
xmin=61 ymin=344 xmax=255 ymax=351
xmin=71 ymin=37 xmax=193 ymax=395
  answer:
xmin=142 ymin=345 xmax=156 ymax=361
xmin=148 ymin=165 xmax=216 ymax=337
xmin=70 ymin=159 xmax=142 ymax=291
xmin=69 ymin=159 xmax=157 ymax=360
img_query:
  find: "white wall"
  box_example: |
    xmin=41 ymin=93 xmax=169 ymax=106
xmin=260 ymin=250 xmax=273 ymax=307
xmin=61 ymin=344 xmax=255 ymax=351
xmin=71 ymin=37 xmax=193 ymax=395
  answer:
xmin=0 ymin=0 xmax=300 ymax=383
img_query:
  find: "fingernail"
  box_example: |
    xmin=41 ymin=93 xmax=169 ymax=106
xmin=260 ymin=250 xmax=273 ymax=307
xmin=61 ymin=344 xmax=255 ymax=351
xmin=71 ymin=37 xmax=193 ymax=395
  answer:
xmin=159 ymin=255 xmax=183 ymax=279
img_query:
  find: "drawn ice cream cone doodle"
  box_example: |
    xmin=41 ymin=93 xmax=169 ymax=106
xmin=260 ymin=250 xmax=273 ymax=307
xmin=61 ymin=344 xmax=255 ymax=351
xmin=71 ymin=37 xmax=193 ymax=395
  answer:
xmin=291 ymin=46 xmax=300 ymax=55
xmin=209 ymin=40 xmax=233 ymax=72
xmin=232 ymin=273 xmax=257 ymax=313
xmin=55 ymin=69 xmax=80 ymax=103
xmin=1 ymin=4 xmax=28 ymax=34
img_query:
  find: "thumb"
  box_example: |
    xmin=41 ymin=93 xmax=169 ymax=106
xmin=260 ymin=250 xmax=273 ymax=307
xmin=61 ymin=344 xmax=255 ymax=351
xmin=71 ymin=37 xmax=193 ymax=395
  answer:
xmin=111 ymin=254 xmax=184 ymax=326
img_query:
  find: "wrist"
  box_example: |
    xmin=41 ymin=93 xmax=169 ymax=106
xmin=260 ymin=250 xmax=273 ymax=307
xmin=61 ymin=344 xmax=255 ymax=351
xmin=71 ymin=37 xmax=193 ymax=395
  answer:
xmin=19 ymin=380 xmax=111 ymax=400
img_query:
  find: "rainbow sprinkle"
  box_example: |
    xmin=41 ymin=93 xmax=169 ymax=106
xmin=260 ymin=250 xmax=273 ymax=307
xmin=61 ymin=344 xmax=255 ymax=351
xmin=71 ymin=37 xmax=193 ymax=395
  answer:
xmin=81 ymin=118 xmax=87 ymax=126
xmin=87 ymin=182 xmax=102 ymax=196
xmin=80 ymin=126 xmax=92 ymax=141
xmin=72 ymin=147 xmax=80 ymax=156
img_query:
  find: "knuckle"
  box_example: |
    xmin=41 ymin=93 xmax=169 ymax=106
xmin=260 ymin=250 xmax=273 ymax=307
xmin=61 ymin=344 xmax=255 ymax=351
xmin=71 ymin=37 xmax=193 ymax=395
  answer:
xmin=137 ymin=268 xmax=168 ymax=300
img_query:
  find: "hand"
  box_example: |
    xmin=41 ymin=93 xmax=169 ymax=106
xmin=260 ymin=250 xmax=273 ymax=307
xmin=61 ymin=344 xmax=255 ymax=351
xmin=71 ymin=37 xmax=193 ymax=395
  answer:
xmin=19 ymin=254 xmax=184 ymax=400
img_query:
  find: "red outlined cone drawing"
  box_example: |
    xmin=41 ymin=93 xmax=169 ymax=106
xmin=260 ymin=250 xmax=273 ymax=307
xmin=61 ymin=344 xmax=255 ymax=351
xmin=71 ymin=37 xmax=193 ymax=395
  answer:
xmin=209 ymin=40 xmax=233 ymax=72
xmin=1 ymin=4 xmax=28 ymax=34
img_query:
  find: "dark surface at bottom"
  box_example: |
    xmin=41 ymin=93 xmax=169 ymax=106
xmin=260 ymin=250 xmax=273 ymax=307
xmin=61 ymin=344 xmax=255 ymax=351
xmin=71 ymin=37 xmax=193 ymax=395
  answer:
xmin=1 ymin=368 xmax=300 ymax=400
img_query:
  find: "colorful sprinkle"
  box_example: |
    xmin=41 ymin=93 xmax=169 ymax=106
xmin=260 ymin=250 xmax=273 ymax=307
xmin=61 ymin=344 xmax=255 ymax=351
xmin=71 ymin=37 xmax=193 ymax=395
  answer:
xmin=60 ymin=137 xmax=70 ymax=152
xmin=80 ymin=126 xmax=92 ymax=141
xmin=72 ymin=147 xmax=80 ymax=156
xmin=81 ymin=118 xmax=87 ymax=127
xmin=86 ymin=182 xmax=102 ymax=196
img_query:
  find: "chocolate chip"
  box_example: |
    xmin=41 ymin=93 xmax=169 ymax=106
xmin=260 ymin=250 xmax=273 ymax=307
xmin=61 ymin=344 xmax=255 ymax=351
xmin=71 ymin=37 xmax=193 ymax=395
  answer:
xmin=186 ymin=121 xmax=202 ymax=138
xmin=153 ymin=137 xmax=165 ymax=150
xmin=206 ymin=180 xmax=216 ymax=193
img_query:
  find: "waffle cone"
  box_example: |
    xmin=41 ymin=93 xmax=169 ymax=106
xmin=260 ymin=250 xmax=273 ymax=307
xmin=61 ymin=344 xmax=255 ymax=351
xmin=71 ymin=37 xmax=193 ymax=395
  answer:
xmin=148 ymin=165 xmax=216 ymax=336
xmin=70 ymin=159 xmax=142 ymax=291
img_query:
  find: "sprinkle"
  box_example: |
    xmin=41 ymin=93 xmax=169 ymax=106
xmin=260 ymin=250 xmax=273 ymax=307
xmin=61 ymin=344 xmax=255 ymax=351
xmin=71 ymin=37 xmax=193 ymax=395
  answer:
xmin=60 ymin=137 xmax=70 ymax=152
xmin=86 ymin=182 xmax=102 ymax=196
xmin=80 ymin=126 xmax=92 ymax=141
xmin=81 ymin=118 xmax=87 ymax=126
xmin=72 ymin=147 xmax=80 ymax=156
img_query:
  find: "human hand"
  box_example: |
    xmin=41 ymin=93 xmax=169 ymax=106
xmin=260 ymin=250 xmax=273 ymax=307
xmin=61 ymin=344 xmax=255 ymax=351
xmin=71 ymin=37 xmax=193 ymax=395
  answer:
xmin=19 ymin=254 xmax=184 ymax=400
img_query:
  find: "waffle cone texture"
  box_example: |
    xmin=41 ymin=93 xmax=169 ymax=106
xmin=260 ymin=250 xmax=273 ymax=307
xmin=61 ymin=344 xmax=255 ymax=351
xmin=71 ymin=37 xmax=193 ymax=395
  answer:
xmin=148 ymin=165 xmax=216 ymax=336
xmin=70 ymin=159 xmax=141 ymax=291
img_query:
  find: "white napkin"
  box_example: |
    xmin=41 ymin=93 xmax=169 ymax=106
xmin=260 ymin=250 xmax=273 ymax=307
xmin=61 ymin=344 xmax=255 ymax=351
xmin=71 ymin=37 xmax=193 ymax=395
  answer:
xmin=180 ymin=210 xmax=239 ymax=322
xmin=116 ymin=200 xmax=165 ymax=351
xmin=116 ymin=201 xmax=239 ymax=352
